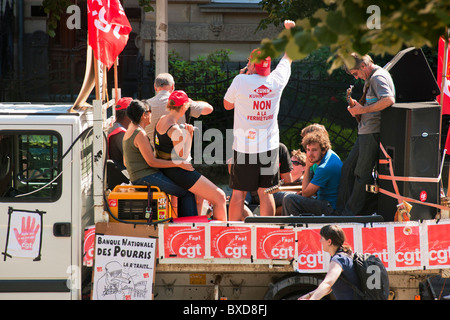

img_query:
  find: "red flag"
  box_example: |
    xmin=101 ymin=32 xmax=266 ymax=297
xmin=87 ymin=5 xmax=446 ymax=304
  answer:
xmin=437 ymin=37 xmax=450 ymax=114
xmin=87 ymin=0 xmax=132 ymax=69
xmin=445 ymin=126 xmax=450 ymax=155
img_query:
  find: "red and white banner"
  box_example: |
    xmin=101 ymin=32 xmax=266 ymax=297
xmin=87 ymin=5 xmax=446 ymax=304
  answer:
xmin=392 ymin=223 xmax=422 ymax=270
xmin=87 ymin=0 xmax=132 ymax=69
xmin=296 ymin=227 xmax=326 ymax=272
xmin=256 ymin=226 xmax=295 ymax=260
xmin=361 ymin=225 xmax=389 ymax=269
xmin=163 ymin=225 xmax=206 ymax=259
xmin=153 ymin=221 xmax=450 ymax=274
xmin=437 ymin=37 xmax=450 ymax=115
xmin=424 ymin=220 xmax=450 ymax=269
xmin=83 ymin=225 xmax=96 ymax=267
xmin=210 ymin=225 xmax=252 ymax=259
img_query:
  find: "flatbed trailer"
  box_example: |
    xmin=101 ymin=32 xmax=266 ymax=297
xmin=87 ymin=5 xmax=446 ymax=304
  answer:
xmin=1 ymin=101 xmax=449 ymax=300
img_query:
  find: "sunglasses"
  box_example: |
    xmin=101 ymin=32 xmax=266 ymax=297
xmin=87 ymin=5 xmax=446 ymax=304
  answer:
xmin=292 ymin=160 xmax=304 ymax=166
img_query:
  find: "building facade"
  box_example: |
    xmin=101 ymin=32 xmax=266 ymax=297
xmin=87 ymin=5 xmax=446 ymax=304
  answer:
xmin=1 ymin=0 xmax=280 ymax=101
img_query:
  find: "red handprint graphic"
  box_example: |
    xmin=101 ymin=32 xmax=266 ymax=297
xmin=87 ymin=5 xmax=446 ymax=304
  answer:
xmin=14 ymin=216 xmax=40 ymax=250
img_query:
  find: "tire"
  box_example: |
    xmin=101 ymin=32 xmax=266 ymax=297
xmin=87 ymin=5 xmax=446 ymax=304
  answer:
xmin=264 ymin=274 xmax=332 ymax=300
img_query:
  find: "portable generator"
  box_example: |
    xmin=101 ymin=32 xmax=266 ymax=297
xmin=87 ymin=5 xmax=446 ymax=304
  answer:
xmin=107 ymin=185 xmax=175 ymax=223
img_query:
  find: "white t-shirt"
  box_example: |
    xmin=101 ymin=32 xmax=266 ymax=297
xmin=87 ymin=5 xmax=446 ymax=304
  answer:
xmin=224 ymin=57 xmax=291 ymax=154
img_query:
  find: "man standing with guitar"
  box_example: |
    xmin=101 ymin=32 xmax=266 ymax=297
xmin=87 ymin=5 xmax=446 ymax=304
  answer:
xmin=337 ymin=53 xmax=395 ymax=216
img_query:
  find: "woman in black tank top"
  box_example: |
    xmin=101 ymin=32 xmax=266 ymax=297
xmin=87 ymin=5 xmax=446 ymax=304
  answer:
xmin=122 ymin=99 xmax=199 ymax=217
xmin=155 ymin=90 xmax=227 ymax=221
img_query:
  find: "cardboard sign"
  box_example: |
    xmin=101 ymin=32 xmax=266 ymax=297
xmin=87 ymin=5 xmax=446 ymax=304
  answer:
xmin=3 ymin=209 xmax=43 ymax=260
xmin=393 ymin=223 xmax=422 ymax=270
xmin=426 ymin=221 xmax=450 ymax=269
xmin=163 ymin=225 xmax=206 ymax=259
xmin=296 ymin=228 xmax=326 ymax=272
xmin=210 ymin=225 xmax=252 ymax=259
xmin=361 ymin=226 xmax=390 ymax=269
xmin=93 ymin=234 xmax=156 ymax=300
xmin=256 ymin=227 xmax=295 ymax=260
xmin=92 ymin=222 xmax=158 ymax=300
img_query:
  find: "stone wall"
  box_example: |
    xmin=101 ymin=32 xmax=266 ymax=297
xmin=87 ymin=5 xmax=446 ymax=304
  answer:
xmin=141 ymin=0 xmax=281 ymax=61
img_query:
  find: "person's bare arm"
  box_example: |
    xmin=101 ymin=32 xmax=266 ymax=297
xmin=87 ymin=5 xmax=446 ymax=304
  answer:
xmin=135 ymin=130 xmax=193 ymax=171
xmin=223 ymin=99 xmax=234 ymax=110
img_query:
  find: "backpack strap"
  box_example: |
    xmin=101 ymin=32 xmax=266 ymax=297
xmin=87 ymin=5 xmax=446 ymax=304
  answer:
xmin=339 ymin=273 xmax=366 ymax=299
xmin=335 ymin=252 xmax=367 ymax=299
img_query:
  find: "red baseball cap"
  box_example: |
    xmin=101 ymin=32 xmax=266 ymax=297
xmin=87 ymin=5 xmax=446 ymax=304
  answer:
xmin=250 ymin=49 xmax=271 ymax=76
xmin=115 ymin=97 xmax=133 ymax=111
xmin=168 ymin=90 xmax=189 ymax=107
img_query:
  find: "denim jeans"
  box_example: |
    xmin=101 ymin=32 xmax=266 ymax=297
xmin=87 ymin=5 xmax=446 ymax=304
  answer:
xmin=133 ymin=171 xmax=198 ymax=217
xmin=282 ymin=193 xmax=335 ymax=216
xmin=336 ymin=133 xmax=379 ymax=216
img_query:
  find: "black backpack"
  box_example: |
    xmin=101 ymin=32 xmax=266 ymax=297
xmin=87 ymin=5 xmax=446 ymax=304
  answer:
xmin=341 ymin=252 xmax=390 ymax=300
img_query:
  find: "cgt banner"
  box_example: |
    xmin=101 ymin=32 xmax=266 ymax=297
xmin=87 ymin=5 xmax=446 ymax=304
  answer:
xmin=155 ymin=221 xmax=450 ymax=273
xmin=424 ymin=220 xmax=450 ymax=269
xmin=163 ymin=224 xmax=206 ymax=259
xmin=255 ymin=226 xmax=295 ymax=260
xmin=210 ymin=225 xmax=252 ymax=259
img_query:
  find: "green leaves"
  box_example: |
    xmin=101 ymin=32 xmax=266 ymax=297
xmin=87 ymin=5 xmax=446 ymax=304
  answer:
xmin=138 ymin=0 xmax=154 ymax=13
xmin=314 ymin=26 xmax=338 ymax=46
xmin=258 ymin=0 xmax=450 ymax=73
xmin=42 ymin=0 xmax=71 ymax=37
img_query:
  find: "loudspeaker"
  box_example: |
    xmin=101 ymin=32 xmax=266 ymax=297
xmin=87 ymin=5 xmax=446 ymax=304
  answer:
xmin=378 ymin=101 xmax=441 ymax=221
xmin=384 ymin=47 xmax=440 ymax=102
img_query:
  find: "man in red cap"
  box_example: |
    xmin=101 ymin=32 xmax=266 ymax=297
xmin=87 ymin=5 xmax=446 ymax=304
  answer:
xmin=224 ymin=20 xmax=295 ymax=221
xmin=107 ymin=97 xmax=132 ymax=170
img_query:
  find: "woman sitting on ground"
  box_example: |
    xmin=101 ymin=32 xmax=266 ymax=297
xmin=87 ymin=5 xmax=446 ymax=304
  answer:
xmin=155 ymin=90 xmax=227 ymax=221
xmin=123 ymin=99 xmax=198 ymax=217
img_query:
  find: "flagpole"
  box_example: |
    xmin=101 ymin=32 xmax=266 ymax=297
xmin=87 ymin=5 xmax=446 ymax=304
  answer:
xmin=102 ymin=63 xmax=107 ymax=102
xmin=114 ymin=58 xmax=119 ymax=105
xmin=94 ymin=56 xmax=100 ymax=101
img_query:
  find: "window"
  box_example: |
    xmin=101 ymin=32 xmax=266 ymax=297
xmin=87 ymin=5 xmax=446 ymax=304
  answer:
xmin=0 ymin=131 xmax=62 ymax=202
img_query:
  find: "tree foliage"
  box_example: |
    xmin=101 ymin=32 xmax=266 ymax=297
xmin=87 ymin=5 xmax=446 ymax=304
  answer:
xmin=258 ymin=0 xmax=450 ymax=73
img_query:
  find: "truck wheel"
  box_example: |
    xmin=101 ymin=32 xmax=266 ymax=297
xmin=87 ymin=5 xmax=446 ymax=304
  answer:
xmin=264 ymin=274 xmax=330 ymax=300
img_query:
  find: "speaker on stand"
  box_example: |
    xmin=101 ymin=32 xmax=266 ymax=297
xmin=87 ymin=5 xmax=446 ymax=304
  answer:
xmin=378 ymin=102 xmax=441 ymax=221
xmin=378 ymin=47 xmax=441 ymax=221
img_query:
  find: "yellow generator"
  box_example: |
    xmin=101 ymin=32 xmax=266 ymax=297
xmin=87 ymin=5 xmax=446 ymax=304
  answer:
xmin=107 ymin=185 xmax=175 ymax=223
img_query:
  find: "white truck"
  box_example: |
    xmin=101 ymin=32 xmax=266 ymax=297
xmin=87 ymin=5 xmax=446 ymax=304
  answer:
xmin=0 ymin=100 xmax=449 ymax=300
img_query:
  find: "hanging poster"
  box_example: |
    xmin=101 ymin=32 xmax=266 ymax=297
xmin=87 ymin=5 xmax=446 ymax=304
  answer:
xmin=255 ymin=226 xmax=295 ymax=260
xmin=210 ymin=225 xmax=252 ymax=259
xmin=295 ymin=227 xmax=326 ymax=273
xmin=392 ymin=223 xmax=422 ymax=270
xmin=92 ymin=234 xmax=156 ymax=300
xmin=361 ymin=225 xmax=390 ymax=269
xmin=425 ymin=220 xmax=450 ymax=269
xmin=2 ymin=208 xmax=44 ymax=261
xmin=163 ymin=224 xmax=206 ymax=259
xmin=83 ymin=225 xmax=96 ymax=267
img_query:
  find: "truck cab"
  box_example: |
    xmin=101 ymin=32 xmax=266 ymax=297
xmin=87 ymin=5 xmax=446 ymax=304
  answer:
xmin=0 ymin=103 xmax=96 ymax=299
